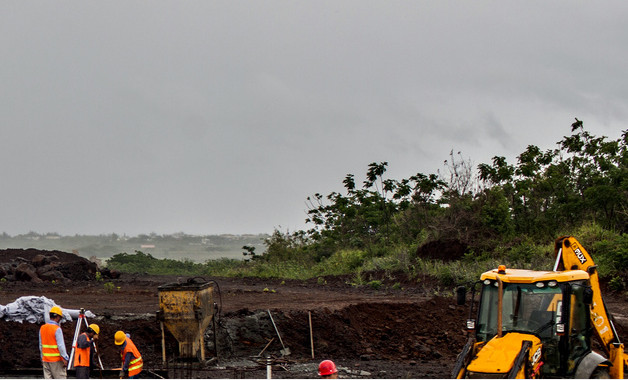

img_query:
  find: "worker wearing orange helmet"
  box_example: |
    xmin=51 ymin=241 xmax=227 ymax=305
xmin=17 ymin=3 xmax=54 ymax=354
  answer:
xmin=114 ymin=331 xmax=143 ymax=379
xmin=39 ymin=305 xmax=69 ymax=379
xmin=73 ymin=323 xmax=100 ymax=379
xmin=318 ymin=360 xmax=338 ymax=379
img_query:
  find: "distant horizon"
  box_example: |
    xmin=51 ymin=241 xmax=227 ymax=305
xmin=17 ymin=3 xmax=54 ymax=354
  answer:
xmin=0 ymin=231 xmax=268 ymax=262
xmin=0 ymin=231 xmax=271 ymax=238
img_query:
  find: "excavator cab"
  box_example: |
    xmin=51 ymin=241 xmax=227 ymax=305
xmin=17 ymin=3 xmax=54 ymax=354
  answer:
xmin=453 ymin=236 xmax=627 ymax=379
xmin=470 ymin=275 xmax=592 ymax=377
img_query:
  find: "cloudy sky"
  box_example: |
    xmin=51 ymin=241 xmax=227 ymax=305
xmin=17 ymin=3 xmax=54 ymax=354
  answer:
xmin=1 ymin=1 xmax=626 ymax=236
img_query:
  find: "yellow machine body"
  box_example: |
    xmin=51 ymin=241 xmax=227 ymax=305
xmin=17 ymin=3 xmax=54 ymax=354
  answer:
xmin=453 ymin=237 xmax=627 ymax=379
xmin=466 ymin=333 xmax=542 ymax=378
xmin=158 ymin=281 xmax=214 ymax=360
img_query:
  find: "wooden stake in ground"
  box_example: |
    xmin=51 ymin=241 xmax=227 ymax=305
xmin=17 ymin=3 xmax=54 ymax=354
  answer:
xmin=308 ymin=311 xmax=314 ymax=359
xmin=160 ymin=321 xmax=166 ymax=364
xmin=258 ymin=338 xmax=275 ymax=357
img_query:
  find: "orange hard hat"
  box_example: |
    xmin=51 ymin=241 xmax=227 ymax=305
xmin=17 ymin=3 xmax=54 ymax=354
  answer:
xmin=318 ymin=360 xmax=338 ymax=376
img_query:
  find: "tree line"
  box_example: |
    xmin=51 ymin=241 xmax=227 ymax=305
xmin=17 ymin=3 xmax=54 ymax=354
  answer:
xmin=108 ymin=120 xmax=628 ymax=287
xmin=259 ymin=120 xmax=627 ymax=276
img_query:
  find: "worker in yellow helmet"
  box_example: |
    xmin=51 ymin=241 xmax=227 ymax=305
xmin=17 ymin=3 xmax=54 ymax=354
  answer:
xmin=114 ymin=331 xmax=143 ymax=379
xmin=73 ymin=323 xmax=100 ymax=379
xmin=39 ymin=306 xmax=69 ymax=379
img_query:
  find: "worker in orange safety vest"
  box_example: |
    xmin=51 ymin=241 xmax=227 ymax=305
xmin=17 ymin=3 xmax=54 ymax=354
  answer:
xmin=39 ymin=306 xmax=69 ymax=379
xmin=114 ymin=331 xmax=143 ymax=379
xmin=73 ymin=323 xmax=100 ymax=379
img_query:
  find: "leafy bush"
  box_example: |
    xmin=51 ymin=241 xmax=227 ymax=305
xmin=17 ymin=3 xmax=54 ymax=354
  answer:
xmin=107 ymin=250 xmax=206 ymax=276
xmin=437 ymin=266 xmax=456 ymax=286
xmin=202 ymin=258 xmax=245 ymax=277
xmin=480 ymin=188 xmax=515 ymax=237
xmin=103 ymin=282 xmax=115 ymax=293
xmin=368 ymin=280 xmax=382 ymax=290
xmin=570 ymin=222 xmax=616 ymax=251
xmin=322 ymin=249 xmax=367 ymax=274
xmin=499 ymin=240 xmax=554 ymax=270
xmin=107 ymin=250 xmax=165 ymax=273
xmin=592 ymin=233 xmax=628 ymax=276
xmin=262 ymin=230 xmax=312 ymax=263
xmin=608 ymin=276 xmax=625 ymax=291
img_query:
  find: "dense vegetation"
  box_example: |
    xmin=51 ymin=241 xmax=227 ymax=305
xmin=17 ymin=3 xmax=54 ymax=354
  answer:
xmin=107 ymin=121 xmax=628 ymax=291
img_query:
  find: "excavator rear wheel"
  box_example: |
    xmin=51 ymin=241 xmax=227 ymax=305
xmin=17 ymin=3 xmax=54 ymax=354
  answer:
xmin=590 ymin=366 xmax=611 ymax=379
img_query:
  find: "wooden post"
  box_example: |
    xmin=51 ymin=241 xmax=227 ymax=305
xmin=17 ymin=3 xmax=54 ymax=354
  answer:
xmin=258 ymin=338 xmax=275 ymax=357
xmin=309 ymin=311 xmax=314 ymax=359
xmin=160 ymin=321 xmax=166 ymax=364
xmin=199 ymin=319 xmax=206 ymax=361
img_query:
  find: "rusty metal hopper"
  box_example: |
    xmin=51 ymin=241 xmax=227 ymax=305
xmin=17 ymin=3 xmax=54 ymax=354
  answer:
xmin=158 ymin=279 xmax=214 ymax=361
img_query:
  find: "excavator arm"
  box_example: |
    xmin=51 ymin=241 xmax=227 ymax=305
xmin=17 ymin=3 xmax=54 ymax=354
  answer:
xmin=554 ymin=236 xmax=627 ymax=378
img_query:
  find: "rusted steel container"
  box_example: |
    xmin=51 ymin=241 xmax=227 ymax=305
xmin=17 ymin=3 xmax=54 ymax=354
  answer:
xmin=157 ymin=280 xmax=214 ymax=360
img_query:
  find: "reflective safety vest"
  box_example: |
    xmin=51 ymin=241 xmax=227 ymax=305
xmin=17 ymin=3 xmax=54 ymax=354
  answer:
xmin=73 ymin=332 xmax=91 ymax=367
xmin=121 ymin=338 xmax=143 ymax=377
xmin=40 ymin=323 xmax=62 ymax=363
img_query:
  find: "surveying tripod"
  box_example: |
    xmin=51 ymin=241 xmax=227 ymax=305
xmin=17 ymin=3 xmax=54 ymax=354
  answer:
xmin=67 ymin=308 xmax=105 ymax=377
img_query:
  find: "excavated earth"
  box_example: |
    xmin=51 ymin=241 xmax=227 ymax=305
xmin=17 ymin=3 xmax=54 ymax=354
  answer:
xmin=0 ymin=249 xmax=627 ymax=379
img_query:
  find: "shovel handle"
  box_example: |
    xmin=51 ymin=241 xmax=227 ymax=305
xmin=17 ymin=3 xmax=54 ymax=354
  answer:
xmin=267 ymin=310 xmax=286 ymax=350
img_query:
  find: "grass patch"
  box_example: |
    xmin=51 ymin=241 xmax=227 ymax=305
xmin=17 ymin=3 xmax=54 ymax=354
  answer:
xmin=105 ymin=228 xmax=626 ymax=291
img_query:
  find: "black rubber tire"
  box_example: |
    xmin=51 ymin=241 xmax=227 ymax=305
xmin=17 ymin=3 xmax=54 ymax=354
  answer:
xmin=590 ymin=366 xmax=611 ymax=379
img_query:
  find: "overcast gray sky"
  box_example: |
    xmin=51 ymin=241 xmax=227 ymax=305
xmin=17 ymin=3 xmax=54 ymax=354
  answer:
xmin=1 ymin=1 xmax=626 ymax=236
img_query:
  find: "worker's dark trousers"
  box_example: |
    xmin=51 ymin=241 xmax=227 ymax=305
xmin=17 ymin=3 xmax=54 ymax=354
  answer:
xmin=75 ymin=366 xmax=90 ymax=379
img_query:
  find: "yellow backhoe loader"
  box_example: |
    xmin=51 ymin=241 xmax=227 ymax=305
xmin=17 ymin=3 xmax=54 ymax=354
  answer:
xmin=452 ymin=236 xmax=628 ymax=378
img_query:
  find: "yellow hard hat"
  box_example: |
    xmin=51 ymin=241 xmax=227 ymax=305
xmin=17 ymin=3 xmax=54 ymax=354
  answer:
xmin=49 ymin=306 xmax=63 ymax=316
xmin=88 ymin=324 xmax=100 ymax=335
xmin=114 ymin=330 xmax=126 ymax=345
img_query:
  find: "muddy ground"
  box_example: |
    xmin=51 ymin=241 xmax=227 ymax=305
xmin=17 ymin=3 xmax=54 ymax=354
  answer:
xmin=0 ymin=249 xmax=626 ymax=379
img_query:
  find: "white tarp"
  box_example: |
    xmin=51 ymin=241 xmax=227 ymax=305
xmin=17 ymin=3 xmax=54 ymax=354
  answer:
xmin=0 ymin=296 xmax=95 ymax=324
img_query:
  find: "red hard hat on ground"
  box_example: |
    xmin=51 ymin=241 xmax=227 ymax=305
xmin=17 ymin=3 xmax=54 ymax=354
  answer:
xmin=318 ymin=360 xmax=338 ymax=376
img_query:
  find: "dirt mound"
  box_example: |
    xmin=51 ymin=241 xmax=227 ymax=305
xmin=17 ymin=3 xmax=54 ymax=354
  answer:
xmin=272 ymin=297 xmax=467 ymax=362
xmin=415 ymin=239 xmax=468 ymax=261
xmin=0 ymin=248 xmax=118 ymax=283
xmin=0 ymin=299 xmax=467 ymax=378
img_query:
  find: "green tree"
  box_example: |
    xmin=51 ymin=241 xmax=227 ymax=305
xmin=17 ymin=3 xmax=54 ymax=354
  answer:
xmin=242 ymin=245 xmax=259 ymax=262
xmin=478 ymin=120 xmax=628 ymax=238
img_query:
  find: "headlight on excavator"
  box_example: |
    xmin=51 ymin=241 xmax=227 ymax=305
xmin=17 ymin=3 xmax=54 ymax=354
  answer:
xmin=556 ymin=323 xmax=565 ymax=335
xmin=466 ymin=319 xmax=476 ymax=330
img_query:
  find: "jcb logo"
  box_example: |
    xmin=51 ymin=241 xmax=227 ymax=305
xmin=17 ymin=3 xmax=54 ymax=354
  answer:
xmin=574 ymin=248 xmax=587 ymax=264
